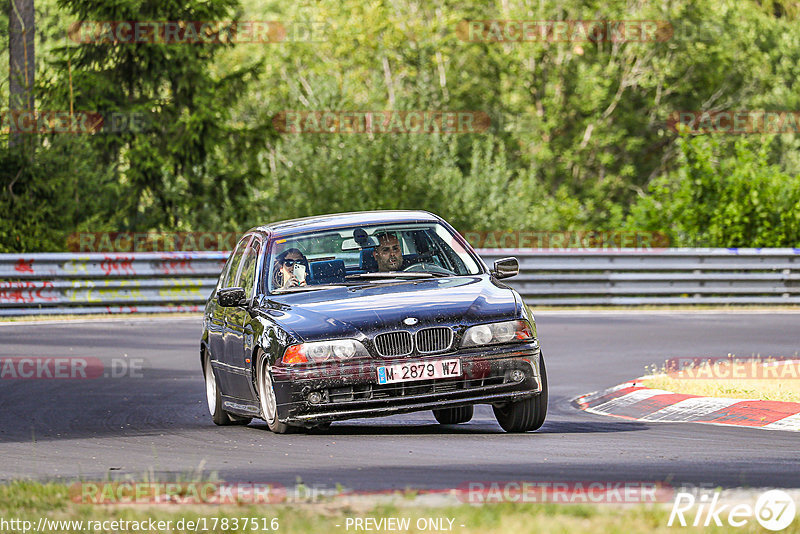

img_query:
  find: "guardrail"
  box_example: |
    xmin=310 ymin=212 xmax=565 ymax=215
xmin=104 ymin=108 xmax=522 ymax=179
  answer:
xmin=480 ymin=248 xmax=800 ymax=305
xmin=1 ymin=249 xmax=799 ymax=315
xmin=0 ymin=252 xmax=226 ymax=316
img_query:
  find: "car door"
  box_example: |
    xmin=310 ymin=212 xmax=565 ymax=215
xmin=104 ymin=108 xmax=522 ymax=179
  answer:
xmin=223 ymin=234 xmax=263 ymax=399
xmin=212 ymin=235 xmax=250 ymax=395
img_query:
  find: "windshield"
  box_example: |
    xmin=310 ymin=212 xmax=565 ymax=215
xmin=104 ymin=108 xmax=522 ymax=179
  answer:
xmin=265 ymin=222 xmax=482 ymax=293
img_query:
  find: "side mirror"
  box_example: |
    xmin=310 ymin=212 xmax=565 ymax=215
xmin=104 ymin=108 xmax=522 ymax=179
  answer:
xmin=218 ymin=287 xmax=246 ymax=307
xmin=492 ymin=257 xmax=519 ymax=279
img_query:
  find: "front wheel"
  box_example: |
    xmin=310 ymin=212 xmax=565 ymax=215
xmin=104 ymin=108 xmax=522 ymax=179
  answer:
xmin=257 ymin=357 xmax=294 ymax=434
xmin=205 ymin=351 xmax=250 ymax=426
xmin=433 ymin=405 xmax=474 ymax=424
xmin=492 ymin=355 xmax=548 ymax=433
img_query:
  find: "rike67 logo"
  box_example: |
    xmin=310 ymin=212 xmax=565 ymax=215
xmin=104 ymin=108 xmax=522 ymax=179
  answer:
xmin=669 ymin=489 xmax=796 ymax=531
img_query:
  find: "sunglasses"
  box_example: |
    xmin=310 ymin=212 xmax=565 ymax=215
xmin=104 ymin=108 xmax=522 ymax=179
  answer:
xmin=283 ymin=259 xmax=305 ymax=267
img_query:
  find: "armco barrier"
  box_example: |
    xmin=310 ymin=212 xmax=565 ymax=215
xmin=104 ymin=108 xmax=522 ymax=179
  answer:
xmin=0 ymin=252 xmax=226 ymax=316
xmin=480 ymin=248 xmax=800 ymax=305
xmin=0 ymin=249 xmax=799 ymax=315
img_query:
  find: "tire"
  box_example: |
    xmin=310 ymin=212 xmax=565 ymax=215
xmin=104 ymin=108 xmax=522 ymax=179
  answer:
xmin=257 ymin=356 xmax=294 ymax=434
xmin=492 ymin=354 xmax=548 ymax=433
xmin=433 ymin=405 xmax=474 ymax=424
xmin=204 ymin=351 xmax=251 ymax=426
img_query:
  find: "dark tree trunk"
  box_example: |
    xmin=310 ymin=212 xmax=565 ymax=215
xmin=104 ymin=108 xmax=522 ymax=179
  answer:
xmin=9 ymin=0 xmax=35 ymax=147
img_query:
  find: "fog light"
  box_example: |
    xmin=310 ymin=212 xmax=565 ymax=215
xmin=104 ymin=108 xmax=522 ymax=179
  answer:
xmin=308 ymin=391 xmax=323 ymax=404
xmin=510 ymin=370 xmax=525 ymax=382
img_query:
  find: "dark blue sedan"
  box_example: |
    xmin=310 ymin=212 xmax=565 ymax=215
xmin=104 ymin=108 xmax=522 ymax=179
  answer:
xmin=201 ymin=210 xmax=547 ymax=433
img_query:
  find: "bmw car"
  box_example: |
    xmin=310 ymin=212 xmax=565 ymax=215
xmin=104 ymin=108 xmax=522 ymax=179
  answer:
xmin=201 ymin=210 xmax=547 ymax=433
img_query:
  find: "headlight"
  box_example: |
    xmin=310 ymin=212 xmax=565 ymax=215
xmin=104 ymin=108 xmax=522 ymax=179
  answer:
xmin=466 ymin=325 xmax=492 ymax=345
xmin=461 ymin=320 xmax=533 ymax=348
xmin=282 ymin=339 xmax=368 ymax=365
xmin=332 ymin=340 xmax=357 ymax=359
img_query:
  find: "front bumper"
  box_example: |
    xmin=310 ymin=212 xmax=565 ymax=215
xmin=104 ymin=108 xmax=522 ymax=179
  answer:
xmin=271 ymin=342 xmax=542 ymax=424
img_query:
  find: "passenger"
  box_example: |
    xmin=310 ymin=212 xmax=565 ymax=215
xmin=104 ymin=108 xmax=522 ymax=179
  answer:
xmin=373 ymin=232 xmax=403 ymax=272
xmin=273 ymin=248 xmax=308 ymax=288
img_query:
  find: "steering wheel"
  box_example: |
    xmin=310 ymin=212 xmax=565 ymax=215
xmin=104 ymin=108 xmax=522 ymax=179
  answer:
xmin=402 ymin=262 xmax=454 ymax=275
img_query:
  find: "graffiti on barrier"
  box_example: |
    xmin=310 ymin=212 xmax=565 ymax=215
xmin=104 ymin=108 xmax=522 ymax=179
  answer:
xmin=0 ymin=281 xmax=57 ymax=303
xmin=100 ymin=255 xmax=137 ymax=276
xmin=14 ymin=258 xmax=34 ymax=273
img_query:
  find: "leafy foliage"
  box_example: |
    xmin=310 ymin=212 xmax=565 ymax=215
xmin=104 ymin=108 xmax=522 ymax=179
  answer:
xmin=0 ymin=137 xmax=117 ymax=252
xmin=41 ymin=0 xmax=272 ymax=231
xmin=2 ymin=0 xmax=800 ymax=251
xmin=627 ymin=135 xmax=800 ymax=247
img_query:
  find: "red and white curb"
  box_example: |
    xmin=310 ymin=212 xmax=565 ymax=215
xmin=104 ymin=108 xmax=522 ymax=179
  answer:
xmin=573 ymin=380 xmax=800 ymax=432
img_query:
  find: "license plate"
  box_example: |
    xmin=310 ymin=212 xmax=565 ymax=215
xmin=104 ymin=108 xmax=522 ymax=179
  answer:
xmin=376 ymin=358 xmax=462 ymax=385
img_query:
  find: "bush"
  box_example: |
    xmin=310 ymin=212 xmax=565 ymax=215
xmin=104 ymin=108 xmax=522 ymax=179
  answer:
xmin=0 ymin=136 xmax=118 ymax=252
xmin=626 ymin=135 xmax=800 ymax=247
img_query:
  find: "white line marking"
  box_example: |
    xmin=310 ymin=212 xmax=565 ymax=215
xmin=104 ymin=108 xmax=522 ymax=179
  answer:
xmin=640 ymin=397 xmax=742 ymax=422
xmin=585 ymin=388 xmax=675 ymax=415
xmin=573 ymin=381 xmax=638 ymax=406
xmin=764 ymin=412 xmax=800 ymax=432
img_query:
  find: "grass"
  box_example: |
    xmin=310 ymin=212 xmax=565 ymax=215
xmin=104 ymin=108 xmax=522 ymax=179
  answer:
xmin=2 ymin=481 xmax=797 ymax=534
xmin=641 ymin=356 xmax=800 ymax=402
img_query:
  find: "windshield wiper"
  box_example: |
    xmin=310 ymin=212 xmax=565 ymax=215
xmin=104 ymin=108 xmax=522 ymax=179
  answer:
xmin=345 ymin=272 xmax=440 ymax=280
xmin=271 ymin=284 xmax=347 ymax=293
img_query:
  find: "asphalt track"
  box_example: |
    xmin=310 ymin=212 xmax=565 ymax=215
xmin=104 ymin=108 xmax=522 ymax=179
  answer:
xmin=1 ymin=312 xmax=798 ymax=490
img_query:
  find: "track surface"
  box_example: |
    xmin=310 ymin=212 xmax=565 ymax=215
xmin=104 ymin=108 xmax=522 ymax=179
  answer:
xmin=1 ymin=312 xmax=798 ymax=490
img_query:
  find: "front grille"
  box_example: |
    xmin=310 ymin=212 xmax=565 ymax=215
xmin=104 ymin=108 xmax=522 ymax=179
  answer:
xmin=416 ymin=327 xmax=453 ymax=353
xmin=317 ymin=375 xmax=507 ymax=403
xmin=374 ymin=331 xmax=413 ymax=357
xmin=328 ymin=384 xmax=372 ymax=402
xmin=375 ymin=376 xmax=505 ymax=398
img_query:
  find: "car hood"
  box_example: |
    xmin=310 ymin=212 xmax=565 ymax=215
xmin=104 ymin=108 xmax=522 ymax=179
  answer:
xmin=256 ymin=276 xmax=519 ymax=342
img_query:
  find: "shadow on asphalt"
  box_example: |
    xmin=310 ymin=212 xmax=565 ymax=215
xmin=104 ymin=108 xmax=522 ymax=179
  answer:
xmin=245 ymin=419 xmax=647 ymax=436
xmin=533 ymin=420 xmax=648 ymax=434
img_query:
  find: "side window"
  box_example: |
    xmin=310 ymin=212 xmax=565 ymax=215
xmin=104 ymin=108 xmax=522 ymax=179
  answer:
xmin=238 ymin=238 xmax=262 ymax=299
xmin=220 ymin=236 xmax=251 ymax=288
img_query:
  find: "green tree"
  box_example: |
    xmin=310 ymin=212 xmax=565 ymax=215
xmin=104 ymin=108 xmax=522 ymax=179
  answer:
xmin=0 ymin=137 xmax=117 ymax=251
xmin=42 ymin=0 xmax=270 ymax=232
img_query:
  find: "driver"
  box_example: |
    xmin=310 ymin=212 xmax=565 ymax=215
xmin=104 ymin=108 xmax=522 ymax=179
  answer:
xmin=373 ymin=232 xmax=404 ymax=272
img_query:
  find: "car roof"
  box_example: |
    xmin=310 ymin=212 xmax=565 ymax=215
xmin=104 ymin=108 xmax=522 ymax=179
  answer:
xmin=250 ymin=210 xmax=443 ymax=238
